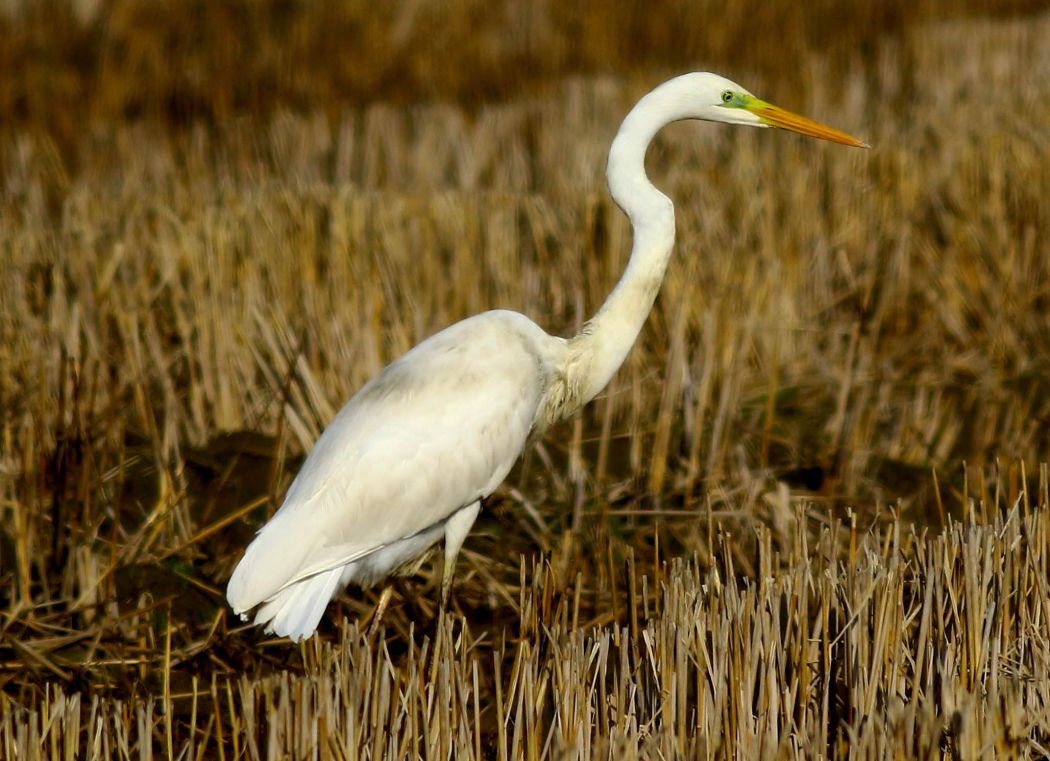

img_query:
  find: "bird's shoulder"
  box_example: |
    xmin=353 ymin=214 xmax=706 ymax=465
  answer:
xmin=335 ymin=310 xmax=559 ymax=412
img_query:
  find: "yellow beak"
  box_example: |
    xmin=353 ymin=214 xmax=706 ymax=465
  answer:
xmin=746 ymin=97 xmax=869 ymax=148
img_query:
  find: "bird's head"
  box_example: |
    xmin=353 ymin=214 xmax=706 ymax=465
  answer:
xmin=663 ymin=72 xmax=869 ymax=148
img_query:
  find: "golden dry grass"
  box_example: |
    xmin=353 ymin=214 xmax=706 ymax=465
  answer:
xmin=6 ymin=506 xmax=1050 ymax=758
xmin=2 ymin=1 xmax=1050 ymax=758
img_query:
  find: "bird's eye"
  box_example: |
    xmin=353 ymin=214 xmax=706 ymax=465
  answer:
xmin=721 ymin=90 xmax=734 ymax=103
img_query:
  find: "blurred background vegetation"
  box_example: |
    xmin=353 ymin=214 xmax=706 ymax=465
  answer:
xmin=0 ymin=0 xmax=1046 ymax=134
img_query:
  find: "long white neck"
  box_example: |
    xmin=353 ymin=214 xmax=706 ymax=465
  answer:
xmin=562 ymin=83 xmax=683 ymax=409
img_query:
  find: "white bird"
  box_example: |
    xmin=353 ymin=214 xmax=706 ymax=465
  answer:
xmin=226 ymin=72 xmax=867 ymax=641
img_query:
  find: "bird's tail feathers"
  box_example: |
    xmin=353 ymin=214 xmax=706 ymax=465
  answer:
xmin=226 ymin=514 xmax=314 ymax=614
xmin=252 ymin=567 xmax=346 ymax=642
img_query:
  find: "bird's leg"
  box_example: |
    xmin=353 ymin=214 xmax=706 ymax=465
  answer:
xmin=440 ymin=558 xmax=455 ymax=613
xmin=366 ymin=585 xmax=394 ymax=639
xmin=431 ymin=560 xmax=455 ymax=680
xmin=439 ymin=500 xmax=481 ymax=615
xmin=429 ymin=501 xmax=481 ymax=682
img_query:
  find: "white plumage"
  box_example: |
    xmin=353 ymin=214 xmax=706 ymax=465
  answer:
xmin=227 ymin=73 xmax=866 ymax=640
xmin=228 ymin=312 xmax=563 ymax=639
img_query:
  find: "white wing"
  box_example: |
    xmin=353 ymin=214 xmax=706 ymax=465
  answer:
xmin=227 ymin=310 xmax=562 ymax=614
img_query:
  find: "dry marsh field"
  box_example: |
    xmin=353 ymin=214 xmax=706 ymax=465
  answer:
xmin=2 ymin=1 xmax=1050 ymax=758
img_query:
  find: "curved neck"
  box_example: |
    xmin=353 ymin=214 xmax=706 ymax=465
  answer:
xmin=565 ymin=86 xmax=681 ymax=407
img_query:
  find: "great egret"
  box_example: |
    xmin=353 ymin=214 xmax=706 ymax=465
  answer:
xmin=227 ymin=72 xmax=867 ymax=641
